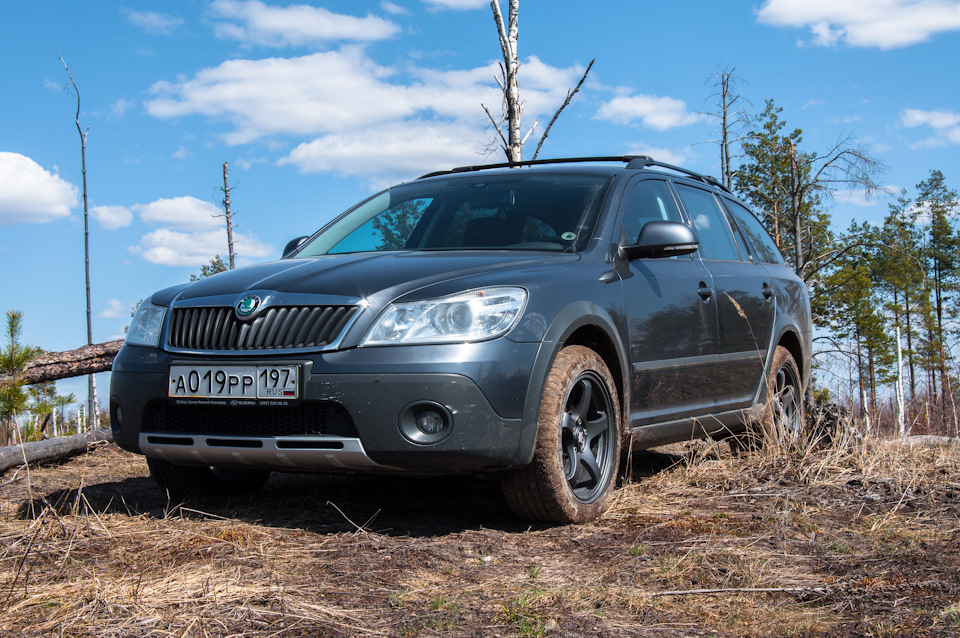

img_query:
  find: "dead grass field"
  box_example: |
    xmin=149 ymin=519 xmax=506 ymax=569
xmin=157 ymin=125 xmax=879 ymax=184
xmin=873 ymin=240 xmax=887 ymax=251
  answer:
xmin=1 ymin=433 xmax=959 ymax=637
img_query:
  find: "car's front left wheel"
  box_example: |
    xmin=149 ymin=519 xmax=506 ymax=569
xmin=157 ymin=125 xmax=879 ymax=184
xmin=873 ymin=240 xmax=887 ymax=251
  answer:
xmin=501 ymin=345 xmax=621 ymax=524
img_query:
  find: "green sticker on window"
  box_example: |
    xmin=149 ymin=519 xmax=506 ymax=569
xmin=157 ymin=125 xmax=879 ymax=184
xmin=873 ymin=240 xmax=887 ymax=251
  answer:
xmin=561 ymin=232 xmax=577 ymax=241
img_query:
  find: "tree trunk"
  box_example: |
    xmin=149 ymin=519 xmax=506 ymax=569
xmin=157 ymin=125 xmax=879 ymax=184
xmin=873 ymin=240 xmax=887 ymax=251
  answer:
xmin=0 ymin=339 xmax=123 ymax=387
xmin=0 ymin=427 xmax=112 ymax=476
xmin=491 ymin=0 xmax=522 ymax=163
xmin=223 ymin=161 xmax=236 ymax=270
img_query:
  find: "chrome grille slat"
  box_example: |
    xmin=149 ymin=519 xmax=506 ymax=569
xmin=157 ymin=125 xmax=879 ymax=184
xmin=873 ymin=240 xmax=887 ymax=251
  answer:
xmin=167 ymin=305 xmax=358 ymax=351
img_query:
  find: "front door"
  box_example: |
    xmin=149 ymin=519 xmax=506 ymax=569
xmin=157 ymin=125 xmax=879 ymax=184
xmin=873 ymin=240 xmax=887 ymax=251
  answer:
xmin=618 ymin=178 xmax=720 ymax=426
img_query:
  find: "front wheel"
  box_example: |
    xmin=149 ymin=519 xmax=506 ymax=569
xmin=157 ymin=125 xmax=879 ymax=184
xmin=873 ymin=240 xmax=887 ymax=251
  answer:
xmin=147 ymin=458 xmax=270 ymax=501
xmin=501 ymin=346 xmax=621 ymax=524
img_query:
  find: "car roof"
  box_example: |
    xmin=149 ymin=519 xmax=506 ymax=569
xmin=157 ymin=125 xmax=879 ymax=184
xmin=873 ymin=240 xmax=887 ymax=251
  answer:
xmin=416 ymin=156 xmax=730 ymax=193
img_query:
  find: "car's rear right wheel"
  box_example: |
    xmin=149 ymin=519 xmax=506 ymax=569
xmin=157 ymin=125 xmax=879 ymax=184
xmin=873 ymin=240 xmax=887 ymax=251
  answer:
xmin=501 ymin=345 xmax=621 ymax=524
xmin=731 ymin=345 xmax=803 ymax=451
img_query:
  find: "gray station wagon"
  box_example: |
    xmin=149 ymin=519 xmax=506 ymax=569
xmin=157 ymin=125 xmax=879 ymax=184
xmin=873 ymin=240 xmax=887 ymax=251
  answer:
xmin=110 ymin=156 xmax=812 ymax=523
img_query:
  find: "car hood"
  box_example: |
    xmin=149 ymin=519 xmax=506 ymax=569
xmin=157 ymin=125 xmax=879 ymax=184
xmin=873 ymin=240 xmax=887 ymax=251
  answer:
xmin=171 ymin=251 xmax=578 ymax=307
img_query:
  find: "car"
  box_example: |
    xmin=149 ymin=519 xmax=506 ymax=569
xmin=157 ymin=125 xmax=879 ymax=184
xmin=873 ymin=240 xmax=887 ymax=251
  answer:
xmin=110 ymin=156 xmax=812 ymax=524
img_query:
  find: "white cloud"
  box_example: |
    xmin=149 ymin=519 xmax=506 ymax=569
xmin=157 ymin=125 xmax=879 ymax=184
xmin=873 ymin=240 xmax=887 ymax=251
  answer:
xmin=756 ymin=0 xmax=960 ymax=49
xmin=381 ymin=1 xmax=410 ymax=15
xmin=132 ymin=228 xmax=273 ymax=267
xmin=147 ymin=49 xmax=415 ymax=144
xmin=91 ymin=205 xmax=133 ymax=229
xmin=145 ymin=49 xmax=582 ymax=177
xmin=279 ymin=121 xmax=489 ymax=183
xmin=901 ymin=108 xmax=960 ymax=147
xmin=902 ymin=108 xmax=960 ymax=129
xmin=0 ymin=152 xmax=77 ymax=226
xmin=99 ymin=299 xmax=128 ymax=319
xmin=132 ymin=196 xmax=223 ymax=231
xmin=127 ymin=195 xmax=274 ymax=267
xmin=595 ymin=94 xmax=704 ymax=130
xmin=422 ymin=0 xmax=489 ymax=9
xmin=624 ymin=145 xmax=689 ymax=167
xmin=111 ymin=98 xmax=135 ymax=119
xmin=210 ymin=0 xmax=399 ymax=46
xmin=122 ymin=8 xmax=184 ymax=34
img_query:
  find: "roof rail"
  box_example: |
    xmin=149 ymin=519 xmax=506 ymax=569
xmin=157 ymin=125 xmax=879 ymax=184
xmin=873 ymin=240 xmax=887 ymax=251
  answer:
xmin=417 ymin=155 xmax=729 ymax=192
xmin=624 ymin=156 xmax=730 ymax=192
xmin=417 ymin=155 xmax=652 ymax=179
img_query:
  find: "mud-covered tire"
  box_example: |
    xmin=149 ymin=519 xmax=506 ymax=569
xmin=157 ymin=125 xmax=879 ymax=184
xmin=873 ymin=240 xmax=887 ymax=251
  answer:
xmin=732 ymin=345 xmax=803 ymax=451
xmin=766 ymin=346 xmax=803 ymax=438
xmin=147 ymin=458 xmax=270 ymax=501
xmin=501 ymin=345 xmax=621 ymax=524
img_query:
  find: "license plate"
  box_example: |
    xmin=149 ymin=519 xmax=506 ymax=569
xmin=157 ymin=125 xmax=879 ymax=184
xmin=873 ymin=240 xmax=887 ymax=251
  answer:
xmin=168 ymin=365 xmax=299 ymax=400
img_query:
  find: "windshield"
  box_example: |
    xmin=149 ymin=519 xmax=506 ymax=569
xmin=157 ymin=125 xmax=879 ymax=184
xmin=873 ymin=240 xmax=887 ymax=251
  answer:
xmin=294 ymin=173 xmax=612 ymax=256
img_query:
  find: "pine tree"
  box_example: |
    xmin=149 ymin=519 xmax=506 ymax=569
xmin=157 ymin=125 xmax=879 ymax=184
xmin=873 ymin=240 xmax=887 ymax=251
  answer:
xmin=871 ymin=191 xmax=925 ymax=401
xmin=823 ymin=222 xmax=891 ymax=418
xmin=915 ymin=170 xmax=959 ymax=407
xmin=0 ymin=311 xmax=41 ymax=446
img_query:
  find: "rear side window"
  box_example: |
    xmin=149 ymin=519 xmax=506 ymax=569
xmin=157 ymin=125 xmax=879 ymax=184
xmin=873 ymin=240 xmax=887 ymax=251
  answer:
xmin=674 ymin=184 xmax=741 ymax=261
xmin=722 ymin=198 xmax=787 ymax=266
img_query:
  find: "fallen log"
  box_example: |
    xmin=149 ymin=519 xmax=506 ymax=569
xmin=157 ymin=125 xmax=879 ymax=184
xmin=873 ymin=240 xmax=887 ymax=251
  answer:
xmin=0 ymin=339 xmax=124 ymax=386
xmin=0 ymin=428 xmax=113 ymax=476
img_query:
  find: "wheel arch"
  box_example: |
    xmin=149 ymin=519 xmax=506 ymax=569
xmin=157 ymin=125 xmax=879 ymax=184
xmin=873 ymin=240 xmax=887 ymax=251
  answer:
xmin=775 ymin=327 xmax=807 ymax=392
xmin=515 ymin=302 xmax=628 ymax=466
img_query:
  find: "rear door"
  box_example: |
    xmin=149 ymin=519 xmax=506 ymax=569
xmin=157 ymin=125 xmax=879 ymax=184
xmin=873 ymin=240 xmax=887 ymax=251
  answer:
xmin=673 ymin=182 xmax=776 ymax=409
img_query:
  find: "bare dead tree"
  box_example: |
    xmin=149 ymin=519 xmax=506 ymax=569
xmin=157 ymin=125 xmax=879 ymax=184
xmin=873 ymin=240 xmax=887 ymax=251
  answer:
xmin=700 ymin=67 xmax=750 ymax=190
xmin=483 ymin=0 xmax=593 ymax=163
xmin=532 ymin=59 xmax=594 ymax=160
xmin=58 ymin=51 xmax=97 ymax=432
xmin=221 ymin=162 xmax=236 ymax=269
xmin=788 ymin=136 xmax=887 ymax=278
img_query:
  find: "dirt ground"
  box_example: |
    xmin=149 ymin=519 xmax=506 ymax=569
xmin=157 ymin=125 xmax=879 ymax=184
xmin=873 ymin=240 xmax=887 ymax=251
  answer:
xmin=1 ymin=436 xmax=959 ymax=637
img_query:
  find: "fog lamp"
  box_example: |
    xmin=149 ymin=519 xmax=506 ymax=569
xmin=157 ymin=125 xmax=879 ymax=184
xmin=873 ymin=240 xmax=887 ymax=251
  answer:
xmin=416 ymin=409 xmax=445 ymax=435
xmin=399 ymin=402 xmax=453 ymax=445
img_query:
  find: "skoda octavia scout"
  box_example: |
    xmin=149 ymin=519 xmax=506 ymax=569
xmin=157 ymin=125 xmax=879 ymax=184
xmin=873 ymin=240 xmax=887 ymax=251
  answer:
xmin=110 ymin=156 xmax=812 ymax=524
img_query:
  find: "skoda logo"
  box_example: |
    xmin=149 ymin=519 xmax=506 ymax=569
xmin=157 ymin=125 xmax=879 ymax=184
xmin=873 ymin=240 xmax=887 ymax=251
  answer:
xmin=236 ymin=295 xmax=262 ymax=319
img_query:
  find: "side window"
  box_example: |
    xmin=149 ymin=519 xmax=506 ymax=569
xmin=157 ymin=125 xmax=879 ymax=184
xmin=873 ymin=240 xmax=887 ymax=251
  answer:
xmin=621 ymin=180 xmax=682 ymax=243
xmin=723 ymin=198 xmax=787 ymax=266
xmin=674 ymin=184 xmax=741 ymax=261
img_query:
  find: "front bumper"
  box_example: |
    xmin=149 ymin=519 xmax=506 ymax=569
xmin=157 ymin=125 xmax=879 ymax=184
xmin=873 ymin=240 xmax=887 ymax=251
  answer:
xmin=110 ymin=340 xmax=537 ymax=474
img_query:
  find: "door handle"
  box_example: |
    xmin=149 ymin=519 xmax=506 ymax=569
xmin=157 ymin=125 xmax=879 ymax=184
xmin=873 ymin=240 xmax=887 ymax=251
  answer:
xmin=698 ymin=283 xmax=713 ymax=301
xmin=762 ymin=283 xmax=773 ymax=300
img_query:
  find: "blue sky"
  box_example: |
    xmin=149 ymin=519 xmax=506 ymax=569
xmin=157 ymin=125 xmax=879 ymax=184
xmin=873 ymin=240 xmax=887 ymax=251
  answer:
xmin=2 ymin=0 xmax=960 ymax=407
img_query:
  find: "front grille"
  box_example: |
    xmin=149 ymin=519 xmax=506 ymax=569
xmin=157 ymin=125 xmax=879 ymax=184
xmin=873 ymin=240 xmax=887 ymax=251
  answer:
xmin=167 ymin=305 xmax=359 ymax=351
xmin=144 ymin=401 xmax=359 ymax=438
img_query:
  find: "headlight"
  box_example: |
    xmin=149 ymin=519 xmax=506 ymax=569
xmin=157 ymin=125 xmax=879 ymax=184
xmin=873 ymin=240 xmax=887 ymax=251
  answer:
xmin=126 ymin=301 xmax=166 ymax=347
xmin=362 ymin=287 xmax=527 ymax=346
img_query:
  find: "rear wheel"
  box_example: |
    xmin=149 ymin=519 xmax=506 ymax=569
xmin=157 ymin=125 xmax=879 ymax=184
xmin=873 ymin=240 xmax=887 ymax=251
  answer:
xmin=502 ymin=346 xmax=621 ymax=524
xmin=732 ymin=345 xmax=803 ymax=451
xmin=147 ymin=458 xmax=270 ymax=501
xmin=767 ymin=346 xmax=803 ymax=438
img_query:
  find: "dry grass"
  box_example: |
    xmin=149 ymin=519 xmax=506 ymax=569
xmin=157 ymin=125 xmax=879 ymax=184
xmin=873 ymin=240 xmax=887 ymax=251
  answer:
xmin=1 ymin=429 xmax=959 ymax=637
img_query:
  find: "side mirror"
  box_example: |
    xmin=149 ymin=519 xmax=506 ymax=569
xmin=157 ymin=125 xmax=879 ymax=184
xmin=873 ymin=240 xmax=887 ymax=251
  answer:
xmin=619 ymin=221 xmax=699 ymax=260
xmin=282 ymin=236 xmax=309 ymax=258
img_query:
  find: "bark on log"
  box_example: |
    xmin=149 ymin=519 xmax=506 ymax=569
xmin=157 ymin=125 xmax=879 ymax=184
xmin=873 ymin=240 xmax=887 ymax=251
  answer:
xmin=0 ymin=339 xmax=123 ymax=386
xmin=0 ymin=427 xmax=113 ymax=475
